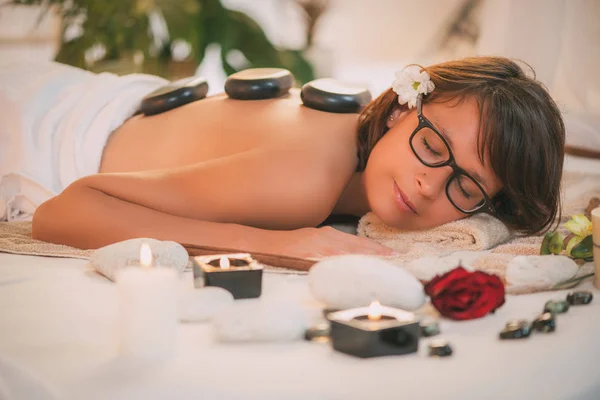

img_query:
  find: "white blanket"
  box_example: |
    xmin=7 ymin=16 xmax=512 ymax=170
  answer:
xmin=0 ymin=60 xmax=167 ymax=221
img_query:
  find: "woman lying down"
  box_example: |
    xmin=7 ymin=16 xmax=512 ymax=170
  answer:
xmin=0 ymin=56 xmax=565 ymax=259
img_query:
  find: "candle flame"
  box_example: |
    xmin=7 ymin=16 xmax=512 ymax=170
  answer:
xmin=368 ymin=300 xmax=382 ymax=321
xmin=140 ymin=243 xmax=152 ymax=268
xmin=219 ymin=256 xmax=230 ymax=270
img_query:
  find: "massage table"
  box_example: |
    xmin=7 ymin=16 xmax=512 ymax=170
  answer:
xmin=1 ymin=154 xmax=599 ymax=400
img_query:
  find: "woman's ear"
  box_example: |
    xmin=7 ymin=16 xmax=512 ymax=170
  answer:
xmin=386 ymin=108 xmax=406 ymax=128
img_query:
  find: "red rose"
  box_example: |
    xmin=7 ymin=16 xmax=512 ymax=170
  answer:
xmin=424 ymin=266 xmax=505 ymax=321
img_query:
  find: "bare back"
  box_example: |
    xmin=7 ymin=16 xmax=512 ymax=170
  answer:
xmin=97 ymin=89 xmax=362 ymax=228
xmin=100 ymin=89 xmax=359 ymax=174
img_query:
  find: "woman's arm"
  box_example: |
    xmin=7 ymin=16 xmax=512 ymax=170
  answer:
xmin=32 ymin=178 xmax=273 ymax=250
xmin=32 ymin=146 xmax=397 ymax=257
xmin=32 ymin=177 xmax=396 ymax=258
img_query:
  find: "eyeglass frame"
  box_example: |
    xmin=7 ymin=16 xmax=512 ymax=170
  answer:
xmin=408 ymin=95 xmax=496 ymax=215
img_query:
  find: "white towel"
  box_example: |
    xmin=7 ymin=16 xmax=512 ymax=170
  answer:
xmin=358 ymin=212 xmax=513 ymax=261
xmin=0 ymin=60 xmax=168 ymax=221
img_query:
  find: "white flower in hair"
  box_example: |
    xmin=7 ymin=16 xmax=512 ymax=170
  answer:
xmin=392 ymin=65 xmax=435 ymax=109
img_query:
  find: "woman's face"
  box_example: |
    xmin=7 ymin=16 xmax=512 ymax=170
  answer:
xmin=363 ymin=96 xmax=503 ymax=230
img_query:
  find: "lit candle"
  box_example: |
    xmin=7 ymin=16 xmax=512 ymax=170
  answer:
xmin=592 ymin=207 xmax=600 ymax=289
xmin=192 ymin=253 xmax=263 ymax=299
xmin=116 ymin=243 xmax=178 ymax=359
xmin=327 ymin=301 xmax=420 ymax=358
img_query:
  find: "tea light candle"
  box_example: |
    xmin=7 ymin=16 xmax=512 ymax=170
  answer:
xmin=192 ymin=253 xmax=263 ymax=299
xmin=592 ymin=207 xmax=600 ymax=289
xmin=116 ymin=243 xmax=178 ymax=359
xmin=326 ymin=300 xmax=420 ymax=358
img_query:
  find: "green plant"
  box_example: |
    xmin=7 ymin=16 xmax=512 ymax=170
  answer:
xmin=541 ymin=214 xmax=594 ymax=261
xmin=7 ymin=0 xmax=314 ymax=82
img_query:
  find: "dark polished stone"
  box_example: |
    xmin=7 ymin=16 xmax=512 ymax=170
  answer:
xmin=300 ymin=78 xmax=372 ymax=113
xmin=566 ymin=291 xmax=593 ymax=305
xmin=499 ymin=319 xmax=532 ymax=339
xmin=140 ymin=76 xmax=209 ymax=116
xmin=428 ymin=340 xmax=453 ymax=357
xmin=225 ymin=68 xmax=294 ymax=100
xmin=544 ymin=300 xmax=570 ymax=314
xmin=420 ymin=319 xmax=441 ymax=337
xmin=533 ymin=312 xmax=556 ymax=333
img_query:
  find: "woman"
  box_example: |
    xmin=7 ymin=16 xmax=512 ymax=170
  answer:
xmin=25 ymin=56 xmax=564 ymax=259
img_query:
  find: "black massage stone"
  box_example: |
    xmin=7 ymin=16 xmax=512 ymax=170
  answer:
xmin=300 ymin=78 xmax=372 ymax=113
xmin=140 ymin=76 xmax=209 ymax=116
xmin=224 ymin=68 xmax=294 ymax=100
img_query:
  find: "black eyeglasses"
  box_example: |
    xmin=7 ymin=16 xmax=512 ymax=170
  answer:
xmin=408 ymin=96 xmax=496 ymax=215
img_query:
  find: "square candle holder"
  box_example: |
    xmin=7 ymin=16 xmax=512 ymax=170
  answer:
xmin=192 ymin=253 xmax=263 ymax=299
xmin=327 ymin=305 xmax=420 ymax=358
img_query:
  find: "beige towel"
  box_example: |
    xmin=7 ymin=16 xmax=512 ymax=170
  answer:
xmin=0 ymin=221 xmax=301 ymax=274
xmin=0 ymin=221 xmax=91 ymax=259
xmin=358 ymin=212 xmax=512 ymax=261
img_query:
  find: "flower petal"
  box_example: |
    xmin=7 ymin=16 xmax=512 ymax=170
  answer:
xmin=564 ymin=214 xmax=592 ymax=237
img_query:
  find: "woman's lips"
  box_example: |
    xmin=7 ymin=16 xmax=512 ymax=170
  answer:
xmin=393 ymin=181 xmax=418 ymax=214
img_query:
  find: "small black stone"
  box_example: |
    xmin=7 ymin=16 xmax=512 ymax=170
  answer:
xmin=566 ymin=291 xmax=593 ymax=305
xmin=544 ymin=300 xmax=570 ymax=314
xmin=499 ymin=319 xmax=532 ymax=339
xmin=533 ymin=312 xmax=556 ymax=333
xmin=420 ymin=319 xmax=441 ymax=337
xmin=304 ymin=323 xmax=331 ymax=343
xmin=428 ymin=340 xmax=453 ymax=357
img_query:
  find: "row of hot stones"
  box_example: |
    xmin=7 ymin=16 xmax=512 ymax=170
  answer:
xmin=499 ymin=291 xmax=594 ymax=339
xmin=193 ymin=253 xmax=593 ymax=359
xmin=138 ymin=68 xmax=372 ymax=116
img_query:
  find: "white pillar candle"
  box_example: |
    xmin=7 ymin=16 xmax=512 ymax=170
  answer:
xmin=592 ymin=207 xmax=600 ymax=289
xmin=116 ymin=243 xmax=179 ymax=359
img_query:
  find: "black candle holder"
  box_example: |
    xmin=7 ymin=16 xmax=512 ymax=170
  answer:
xmin=327 ymin=305 xmax=420 ymax=358
xmin=192 ymin=253 xmax=263 ymax=299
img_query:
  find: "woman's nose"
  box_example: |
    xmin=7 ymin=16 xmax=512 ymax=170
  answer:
xmin=414 ymin=167 xmax=452 ymax=199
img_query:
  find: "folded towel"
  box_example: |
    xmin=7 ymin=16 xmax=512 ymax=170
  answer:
xmin=358 ymin=212 xmax=512 ymax=261
xmin=0 ymin=60 xmax=168 ymax=222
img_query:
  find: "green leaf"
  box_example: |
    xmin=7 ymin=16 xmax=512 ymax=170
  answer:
xmin=570 ymin=235 xmax=593 ymax=260
xmin=565 ymin=236 xmax=583 ymax=257
xmin=553 ymin=272 xmax=595 ymax=290
xmin=541 ymin=231 xmax=563 ymax=255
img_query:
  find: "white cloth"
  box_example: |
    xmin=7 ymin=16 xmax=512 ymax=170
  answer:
xmin=477 ymin=0 xmax=600 ymax=152
xmin=0 ymin=252 xmax=599 ymax=399
xmin=0 ymin=355 xmax=61 ymax=400
xmin=0 ymin=60 xmax=168 ymax=221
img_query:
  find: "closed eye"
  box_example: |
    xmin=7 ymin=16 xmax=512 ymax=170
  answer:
xmin=421 ymin=137 xmax=442 ymax=157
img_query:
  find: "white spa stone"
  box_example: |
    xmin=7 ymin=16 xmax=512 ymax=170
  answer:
xmin=402 ymin=252 xmax=483 ymax=281
xmin=506 ymin=255 xmax=579 ymax=288
xmin=308 ymin=255 xmax=425 ymax=310
xmin=90 ymin=238 xmax=189 ymax=282
xmin=179 ymin=287 xmax=235 ymax=323
xmin=213 ymin=302 xmax=309 ymax=342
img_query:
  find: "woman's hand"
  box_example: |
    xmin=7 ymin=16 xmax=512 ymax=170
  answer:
xmin=257 ymin=226 xmax=400 ymax=259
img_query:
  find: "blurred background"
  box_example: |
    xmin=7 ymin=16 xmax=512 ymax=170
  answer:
xmin=0 ymin=0 xmax=598 ymax=124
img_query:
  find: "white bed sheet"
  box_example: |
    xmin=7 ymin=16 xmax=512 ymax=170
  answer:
xmin=1 ymin=154 xmax=600 ymax=400
xmin=0 ymin=252 xmax=599 ymax=400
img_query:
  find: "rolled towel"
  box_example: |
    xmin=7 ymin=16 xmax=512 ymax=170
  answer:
xmin=358 ymin=212 xmax=513 ymax=257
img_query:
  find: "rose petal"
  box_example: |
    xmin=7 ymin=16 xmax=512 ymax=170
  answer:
xmin=424 ymin=267 xmax=470 ymax=297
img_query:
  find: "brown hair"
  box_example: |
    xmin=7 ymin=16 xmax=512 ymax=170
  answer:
xmin=356 ymin=56 xmax=565 ymax=235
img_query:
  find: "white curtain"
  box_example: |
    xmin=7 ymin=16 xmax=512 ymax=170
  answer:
xmin=477 ymin=0 xmax=600 ymax=151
